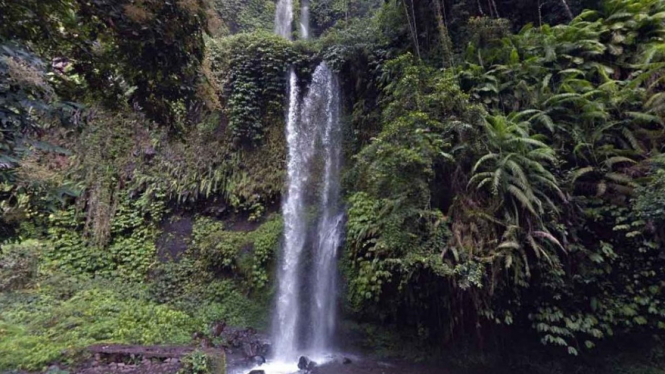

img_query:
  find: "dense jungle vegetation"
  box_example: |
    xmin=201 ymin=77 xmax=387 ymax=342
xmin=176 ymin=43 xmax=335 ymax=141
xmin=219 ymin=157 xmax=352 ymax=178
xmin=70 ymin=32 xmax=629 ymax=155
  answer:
xmin=1 ymin=0 xmax=665 ymax=372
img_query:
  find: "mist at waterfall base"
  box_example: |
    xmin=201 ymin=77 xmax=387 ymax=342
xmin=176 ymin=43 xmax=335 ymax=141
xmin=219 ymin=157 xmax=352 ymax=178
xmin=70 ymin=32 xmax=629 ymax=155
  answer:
xmin=236 ymin=0 xmax=345 ymax=372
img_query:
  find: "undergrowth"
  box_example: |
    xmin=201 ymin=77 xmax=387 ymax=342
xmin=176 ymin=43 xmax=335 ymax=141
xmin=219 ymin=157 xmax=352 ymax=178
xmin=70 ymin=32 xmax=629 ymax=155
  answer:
xmin=0 ymin=277 xmax=188 ymax=370
xmin=0 ymin=237 xmax=270 ymax=371
xmin=179 ymin=349 xmax=225 ymax=374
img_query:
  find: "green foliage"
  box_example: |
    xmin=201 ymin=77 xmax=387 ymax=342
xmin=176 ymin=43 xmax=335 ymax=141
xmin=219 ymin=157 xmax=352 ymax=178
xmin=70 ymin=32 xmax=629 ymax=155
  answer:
xmin=30 ymin=90 xmax=284 ymax=284
xmin=1 ymin=0 xmax=294 ymax=246
xmin=0 ymin=239 xmax=43 ymax=291
xmin=309 ymin=0 xmax=383 ymax=38
xmin=0 ymin=277 xmax=197 ymax=371
xmin=46 ymin=188 xmax=165 ymax=281
xmin=3 ymin=0 xmax=665 ymax=369
xmin=179 ymin=350 xmax=226 ymax=374
xmin=148 ymin=256 xmax=269 ymax=329
xmin=344 ymin=57 xmax=481 ymax=328
xmin=144 ymin=214 xmax=281 ymax=331
xmin=0 ymin=265 xmax=261 ymax=371
xmin=211 ymin=0 xmax=276 ymax=35
xmin=528 ymin=196 xmax=665 ymax=354
xmin=0 ymin=0 xmax=215 ymax=127
xmin=250 ymin=215 xmax=284 ymax=288
xmin=455 ymin=0 xmax=665 ymax=352
xmin=343 ymin=0 xmax=665 ymax=356
xmin=36 ymin=109 xmax=163 ymax=250
xmin=466 ymin=112 xmax=565 ymax=270
xmin=133 ymin=112 xmax=286 ymax=211
xmin=191 ymin=214 xmax=283 ymax=289
xmin=193 ymin=217 xmax=241 ymax=270
xmin=208 ymin=32 xmax=314 ymax=144
xmin=387 ymin=0 xmax=592 ymax=59
xmin=0 ymin=44 xmax=80 ymax=237
xmin=0 ymin=44 xmax=54 ymax=175
xmin=185 ymin=292 xmax=268 ymax=330
xmin=634 ymin=165 xmax=665 ymax=226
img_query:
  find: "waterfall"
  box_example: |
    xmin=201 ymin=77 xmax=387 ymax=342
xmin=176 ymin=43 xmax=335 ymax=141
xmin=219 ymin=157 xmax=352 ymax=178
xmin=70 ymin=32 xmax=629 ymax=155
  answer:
xmin=273 ymin=63 xmax=343 ymax=361
xmin=271 ymin=0 xmax=344 ymax=364
xmin=300 ymin=0 xmax=310 ymax=40
xmin=274 ymin=0 xmax=293 ymax=39
xmin=309 ymin=66 xmax=342 ymax=352
xmin=273 ymin=69 xmax=309 ymax=360
xmin=272 ymin=0 xmax=301 ymax=359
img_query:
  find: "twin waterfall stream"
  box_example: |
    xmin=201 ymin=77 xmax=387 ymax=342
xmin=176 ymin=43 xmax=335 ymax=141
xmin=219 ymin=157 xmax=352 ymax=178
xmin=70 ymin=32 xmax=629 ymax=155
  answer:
xmin=258 ymin=0 xmax=344 ymax=371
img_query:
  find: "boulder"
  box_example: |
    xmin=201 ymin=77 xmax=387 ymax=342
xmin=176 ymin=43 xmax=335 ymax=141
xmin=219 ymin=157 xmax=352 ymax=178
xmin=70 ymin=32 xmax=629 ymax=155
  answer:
xmin=248 ymin=371 xmax=265 ymax=374
xmin=222 ymin=326 xmax=259 ymax=350
xmin=297 ymin=356 xmax=317 ymax=371
xmin=243 ymin=342 xmax=255 ymax=357
xmin=258 ymin=343 xmax=271 ymax=357
xmin=251 ymin=355 xmax=266 ymax=366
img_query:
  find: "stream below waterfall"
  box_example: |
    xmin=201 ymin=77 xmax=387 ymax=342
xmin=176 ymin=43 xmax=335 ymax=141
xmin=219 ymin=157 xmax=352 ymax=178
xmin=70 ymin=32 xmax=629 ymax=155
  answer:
xmin=226 ymin=350 xmax=452 ymax=374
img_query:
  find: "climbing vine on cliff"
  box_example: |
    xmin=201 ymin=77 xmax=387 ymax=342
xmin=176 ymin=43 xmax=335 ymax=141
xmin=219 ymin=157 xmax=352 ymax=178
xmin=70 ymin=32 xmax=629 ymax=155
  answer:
xmin=208 ymin=32 xmax=315 ymax=144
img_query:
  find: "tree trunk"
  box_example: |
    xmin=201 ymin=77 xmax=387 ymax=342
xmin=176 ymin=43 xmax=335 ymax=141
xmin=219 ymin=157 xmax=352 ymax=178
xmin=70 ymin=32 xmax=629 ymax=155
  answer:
xmin=476 ymin=0 xmax=485 ymax=15
xmin=560 ymin=0 xmax=574 ymax=20
xmin=490 ymin=0 xmax=500 ymax=18
xmin=487 ymin=0 xmax=498 ymax=17
xmin=403 ymin=0 xmax=421 ymax=59
xmin=433 ymin=0 xmax=453 ymax=67
xmin=537 ymin=0 xmax=543 ymax=27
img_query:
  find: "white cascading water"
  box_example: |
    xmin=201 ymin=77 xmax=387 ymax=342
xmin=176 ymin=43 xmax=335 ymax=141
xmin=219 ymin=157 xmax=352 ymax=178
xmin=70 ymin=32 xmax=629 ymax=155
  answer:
xmin=272 ymin=68 xmax=309 ymax=360
xmin=274 ymin=0 xmax=293 ymax=39
xmin=273 ymin=0 xmax=302 ymax=361
xmin=270 ymin=0 xmax=343 ymax=367
xmin=309 ymin=65 xmax=343 ymax=353
xmin=300 ymin=0 xmax=310 ymax=40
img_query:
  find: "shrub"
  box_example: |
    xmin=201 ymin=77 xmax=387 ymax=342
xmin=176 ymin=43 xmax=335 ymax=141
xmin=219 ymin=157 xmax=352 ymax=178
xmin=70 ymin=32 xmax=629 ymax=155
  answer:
xmin=179 ymin=349 xmax=225 ymax=374
xmin=0 ymin=240 xmax=44 ymax=291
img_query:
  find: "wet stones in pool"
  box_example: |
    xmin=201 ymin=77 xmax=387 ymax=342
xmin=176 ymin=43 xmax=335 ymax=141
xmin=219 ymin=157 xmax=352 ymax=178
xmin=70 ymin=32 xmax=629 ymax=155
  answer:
xmin=297 ymin=356 xmax=317 ymax=371
xmin=250 ymin=355 xmax=266 ymax=366
xmin=248 ymin=370 xmax=265 ymax=374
